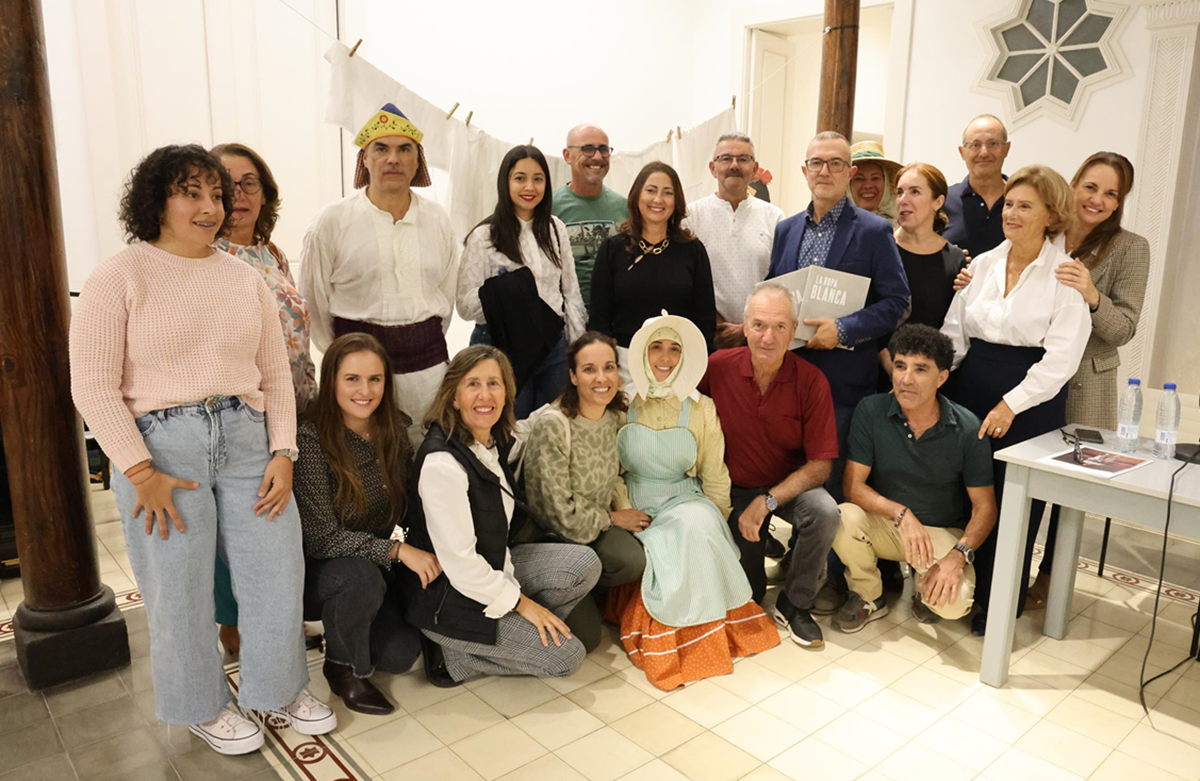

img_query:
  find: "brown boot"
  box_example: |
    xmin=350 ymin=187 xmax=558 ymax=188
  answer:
xmin=323 ymin=660 xmax=394 ymax=715
xmin=219 ymin=624 xmax=240 ymax=660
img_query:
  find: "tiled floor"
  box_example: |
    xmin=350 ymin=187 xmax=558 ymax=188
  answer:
xmin=2 ymin=495 xmax=1200 ymax=781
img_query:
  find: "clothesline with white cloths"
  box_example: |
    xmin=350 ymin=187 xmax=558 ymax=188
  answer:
xmin=324 ymin=42 xmax=736 ymax=239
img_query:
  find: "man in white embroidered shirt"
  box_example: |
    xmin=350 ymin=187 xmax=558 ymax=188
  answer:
xmin=687 ymin=132 xmax=785 ymax=349
xmin=301 ymin=103 xmax=459 ymax=446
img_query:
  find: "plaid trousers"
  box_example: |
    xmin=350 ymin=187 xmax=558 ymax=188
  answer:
xmin=423 ymin=543 xmax=601 ymax=680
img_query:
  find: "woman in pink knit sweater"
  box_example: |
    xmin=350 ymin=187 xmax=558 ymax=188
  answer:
xmin=69 ymin=145 xmax=335 ymax=756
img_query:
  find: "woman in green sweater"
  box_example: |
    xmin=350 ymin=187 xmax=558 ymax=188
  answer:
xmin=523 ymin=332 xmax=650 ymax=649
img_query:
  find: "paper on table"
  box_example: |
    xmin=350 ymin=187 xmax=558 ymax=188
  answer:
xmin=1037 ymin=446 xmax=1154 ymax=479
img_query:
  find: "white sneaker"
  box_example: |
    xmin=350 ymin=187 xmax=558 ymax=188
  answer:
xmin=189 ymin=706 xmax=265 ymax=755
xmin=269 ymin=689 xmax=337 ymax=735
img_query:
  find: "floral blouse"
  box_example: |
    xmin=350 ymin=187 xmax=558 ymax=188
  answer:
xmin=214 ymin=238 xmax=318 ymax=411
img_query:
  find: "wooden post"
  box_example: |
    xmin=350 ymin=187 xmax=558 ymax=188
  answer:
xmin=0 ymin=0 xmax=129 ymax=688
xmin=816 ymin=0 xmax=861 ymax=138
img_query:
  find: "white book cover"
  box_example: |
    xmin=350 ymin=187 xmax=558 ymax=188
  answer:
xmin=764 ymin=266 xmax=871 ymax=348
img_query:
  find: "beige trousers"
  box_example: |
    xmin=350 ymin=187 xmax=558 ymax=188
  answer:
xmin=833 ymin=502 xmax=974 ymax=620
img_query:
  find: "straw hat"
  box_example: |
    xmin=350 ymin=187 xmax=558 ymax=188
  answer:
xmin=627 ymin=311 xmax=708 ymax=403
xmin=849 ymin=140 xmax=901 ymax=179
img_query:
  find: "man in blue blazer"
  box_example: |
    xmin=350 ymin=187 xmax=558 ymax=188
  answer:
xmin=767 ymin=131 xmax=910 ymax=502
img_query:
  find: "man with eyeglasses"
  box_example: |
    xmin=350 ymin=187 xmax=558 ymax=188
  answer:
xmin=686 ymin=132 xmax=785 ymax=349
xmin=552 ymin=124 xmax=629 ymax=316
xmin=767 ymin=131 xmax=910 ymax=504
xmin=943 ymin=115 xmax=1012 ymax=259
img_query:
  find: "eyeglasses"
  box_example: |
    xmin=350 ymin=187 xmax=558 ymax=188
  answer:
xmin=714 ymin=154 xmax=755 ymax=166
xmin=805 ymin=157 xmax=849 ymax=173
xmin=1060 ymin=429 xmax=1084 ymax=464
xmin=231 ymin=175 xmax=262 ymax=195
xmin=567 ymin=144 xmax=613 ymax=158
xmin=963 ymin=140 xmax=1005 ymax=152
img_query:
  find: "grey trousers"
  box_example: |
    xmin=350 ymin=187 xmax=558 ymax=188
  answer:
xmin=423 ymin=543 xmax=601 ymax=681
xmin=730 ymin=484 xmax=841 ymax=609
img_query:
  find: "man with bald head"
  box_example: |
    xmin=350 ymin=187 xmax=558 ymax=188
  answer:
xmin=943 ymin=114 xmax=1012 ymax=259
xmin=553 ymin=124 xmax=628 ymax=314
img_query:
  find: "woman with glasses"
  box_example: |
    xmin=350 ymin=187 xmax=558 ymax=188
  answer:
xmin=210 ymin=143 xmax=318 ymax=659
xmin=589 ymin=162 xmax=717 ymax=383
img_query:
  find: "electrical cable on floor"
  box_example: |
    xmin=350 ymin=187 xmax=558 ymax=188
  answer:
xmin=1138 ymin=447 xmax=1200 ymax=745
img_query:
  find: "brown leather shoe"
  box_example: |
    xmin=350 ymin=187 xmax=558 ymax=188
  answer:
xmin=323 ymin=660 xmax=394 ymax=715
xmin=219 ymin=624 xmax=240 ymax=660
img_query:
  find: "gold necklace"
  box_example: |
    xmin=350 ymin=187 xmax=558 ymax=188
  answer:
xmin=628 ymin=238 xmax=670 ymax=271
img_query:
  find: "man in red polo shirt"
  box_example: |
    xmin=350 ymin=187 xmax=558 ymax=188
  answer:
xmin=699 ymin=284 xmax=841 ymax=648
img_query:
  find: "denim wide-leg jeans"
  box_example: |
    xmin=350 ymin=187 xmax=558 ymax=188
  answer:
xmin=112 ymin=396 xmax=308 ymax=725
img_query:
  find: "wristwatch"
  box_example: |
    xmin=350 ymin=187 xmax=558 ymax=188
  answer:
xmin=952 ymin=543 xmax=975 ymax=565
xmin=273 ymin=448 xmax=300 ymax=462
xmin=763 ymin=493 xmax=779 ymax=512
xmin=893 ymin=507 xmax=908 ymax=527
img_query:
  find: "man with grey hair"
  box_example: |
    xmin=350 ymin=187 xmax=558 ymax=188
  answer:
xmin=698 ymin=283 xmax=841 ymax=648
xmin=943 ymin=114 xmax=1011 ymax=259
xmin=552 ymin=124 xmax=628 ymax=315
xmin=687 ymin=132 xmax=785 ymax=348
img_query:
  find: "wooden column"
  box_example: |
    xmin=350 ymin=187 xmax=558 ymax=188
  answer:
xmin=817 ymin=0 xmax=861 ymax=137
xmin=0 ymin=0 xmax=128 ymax=688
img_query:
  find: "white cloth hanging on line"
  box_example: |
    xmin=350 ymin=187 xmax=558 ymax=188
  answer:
xmin=324 ymin=43 xmax=738 ymax=239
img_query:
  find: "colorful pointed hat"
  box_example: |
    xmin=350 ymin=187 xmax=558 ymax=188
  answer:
xmin=354 ymin=103 xmax=424 ymax=147
xmin=353 ymin=103 xmax=431 ymax=189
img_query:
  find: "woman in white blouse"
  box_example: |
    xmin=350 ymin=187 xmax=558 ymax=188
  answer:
xmin=403 ymin=345 xmax=601 ymax=685
xmin=941 ymin=164 xmax=1091 ymax=631
xmin=457 ymin=146 xmax=587 ymax=419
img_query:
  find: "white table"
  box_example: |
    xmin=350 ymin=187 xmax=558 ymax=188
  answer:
xmin=980 ymin=426 xmax=1200 ymax=687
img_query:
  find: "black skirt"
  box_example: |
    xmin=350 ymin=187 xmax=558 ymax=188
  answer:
xmin=948 ymin=338 xmax=1068 ymax=476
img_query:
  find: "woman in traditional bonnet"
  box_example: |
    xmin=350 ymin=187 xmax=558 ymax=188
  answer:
xmin=606 ymin=312 xmax=778 ymax=690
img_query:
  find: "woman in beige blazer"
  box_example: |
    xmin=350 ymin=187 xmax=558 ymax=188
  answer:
xmin=1030 ymin=152 xmax=1150 ymax=606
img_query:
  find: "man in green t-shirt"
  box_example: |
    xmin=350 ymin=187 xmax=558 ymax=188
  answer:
xmin=830 ymin=325 xmax=997 ymax=632
xmin=552 ymin=124 xmax=629 ymax=315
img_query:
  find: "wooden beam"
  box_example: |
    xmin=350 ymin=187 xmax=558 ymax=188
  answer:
xmin=817 ymin=0 xmax=861 ymax=138
xmin=0 ymin=0 xmax=128 ymax=688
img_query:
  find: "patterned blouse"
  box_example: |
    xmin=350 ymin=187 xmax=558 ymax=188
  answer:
xmin=293 ymin=421 xmax=412 ymax=567
xmin=214 ymin=238 xmax=317 ymax=411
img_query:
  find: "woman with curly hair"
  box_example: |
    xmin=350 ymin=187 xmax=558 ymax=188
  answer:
xmin=69 ymin=144 xmax=335 ymax=755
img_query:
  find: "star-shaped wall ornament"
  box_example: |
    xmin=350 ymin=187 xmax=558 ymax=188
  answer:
xmin=976 ymin=0 xmax=1131 ymax=127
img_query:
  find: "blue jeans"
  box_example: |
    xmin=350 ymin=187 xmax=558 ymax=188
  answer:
xmin=112 ymin=396 xmax=308 ymax=724
xmin=470 ymin=326 xmax=569 ymax=420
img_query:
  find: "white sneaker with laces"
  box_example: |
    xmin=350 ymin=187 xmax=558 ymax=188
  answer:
xmin=269 ymin=689 xmax=337 ymax=735
xmin=189 ymin=706 xmax=265 ymax=755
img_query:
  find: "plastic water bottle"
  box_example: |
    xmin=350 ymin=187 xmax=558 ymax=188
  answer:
xmin=1116 ymin=379 xmax=1143 ymax=454
xmin=1153 ymin=383 xmax=1181 ymax=460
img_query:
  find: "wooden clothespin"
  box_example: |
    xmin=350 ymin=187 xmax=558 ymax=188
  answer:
xmin=348 ymin=39 xmax=363 ymax=58
xmin=465 ymin=110 xmax=474 ymax=127
xmin=528 ymin=137 xmax=534 ymax=146
xmin=731 ymin=95 xmax=736 ymax=108
xmin=667 ymin=129 xmax=674 ymax=143
xmin=677 ymin=125 xmax=682 ymax=139
xmin=446 ymin=102 xmax=460 ymax=120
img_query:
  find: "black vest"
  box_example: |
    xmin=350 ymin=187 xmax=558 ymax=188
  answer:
xmin=403 ymin=424 xmax=527 ymax=645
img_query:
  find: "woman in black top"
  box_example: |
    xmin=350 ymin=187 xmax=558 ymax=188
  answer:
xmin=295 ymin=333 xmax=441 ymax=715
xmin=880 ymin=162 xmax=967 ymax=373
xmin=589 ymin=162 xmax=717 ymax=368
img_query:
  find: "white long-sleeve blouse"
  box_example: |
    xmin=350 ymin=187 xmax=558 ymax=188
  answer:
xmin=941 ymin=237 xmax=1092 ymax=414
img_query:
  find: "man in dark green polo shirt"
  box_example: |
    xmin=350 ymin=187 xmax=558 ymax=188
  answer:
xmin=830 ymin=324 xmax=997 ymax=632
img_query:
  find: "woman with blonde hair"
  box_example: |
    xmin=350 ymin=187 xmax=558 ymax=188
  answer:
xmin=941 ymin=164 xmax=1091 ymax=633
